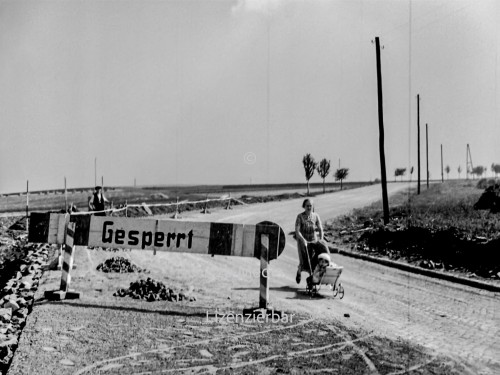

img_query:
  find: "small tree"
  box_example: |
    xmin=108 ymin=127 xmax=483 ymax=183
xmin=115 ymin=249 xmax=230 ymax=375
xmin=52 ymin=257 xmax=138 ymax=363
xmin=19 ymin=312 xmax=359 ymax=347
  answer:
xmin=458 ymin=165 xmax=462 ymax=179
xmin=491 ymin=163 xmax=500 ymax=178
xmin=394 ymin=169 xmax=400 ymax=182
xmin=316 ymin=159 xmax=331 ymax=194
xmin=302 ymin=154 xmax=317 ymax=195
xmin=472 ymin=166 xmax=485 ymax=179
xmin=335 ymin=168 xmax=349 ymax=190
xmin=445 ymin=165 xmax=450 ymax=180
xmin=409 ymin=166 xmax=414 ymax=182
xmin=394 ymin=168 xmax=406 ymax=182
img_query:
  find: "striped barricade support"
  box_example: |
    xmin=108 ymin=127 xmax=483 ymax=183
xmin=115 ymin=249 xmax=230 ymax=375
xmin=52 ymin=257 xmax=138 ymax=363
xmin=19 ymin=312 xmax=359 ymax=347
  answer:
xmin=44 ymin=222 xmax=81 ymax=300
xmin=259 ymin=234 xmax=269 ymax=309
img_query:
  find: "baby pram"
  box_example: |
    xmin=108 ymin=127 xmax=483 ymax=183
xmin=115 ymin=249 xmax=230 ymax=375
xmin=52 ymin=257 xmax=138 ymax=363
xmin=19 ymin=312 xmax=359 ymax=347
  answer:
xmin=304 ymin=244 xmax=344 ymax=298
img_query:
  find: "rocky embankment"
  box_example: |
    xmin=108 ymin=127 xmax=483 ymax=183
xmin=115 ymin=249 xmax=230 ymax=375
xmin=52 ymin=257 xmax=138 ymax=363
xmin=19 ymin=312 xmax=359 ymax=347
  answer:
xmin=0 ymin=217 xmax=53 ymax=373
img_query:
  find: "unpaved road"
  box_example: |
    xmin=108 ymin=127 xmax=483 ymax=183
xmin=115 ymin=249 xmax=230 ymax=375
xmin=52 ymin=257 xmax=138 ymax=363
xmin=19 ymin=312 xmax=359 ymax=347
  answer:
xmin=155 ymin=183 xmax=500 ymax=375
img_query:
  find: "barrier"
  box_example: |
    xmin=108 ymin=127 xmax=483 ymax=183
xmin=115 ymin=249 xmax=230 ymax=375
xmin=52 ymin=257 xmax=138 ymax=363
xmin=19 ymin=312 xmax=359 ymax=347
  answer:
xmin=70 ymin=195 xmax=236 ymax=216
xmin=44 ymin=222 xmax=81 ymax=300
xmin=259 ymin=234 xmax=269 ymax=308
xmin=29 ymin=213 xmax=286 ymax=309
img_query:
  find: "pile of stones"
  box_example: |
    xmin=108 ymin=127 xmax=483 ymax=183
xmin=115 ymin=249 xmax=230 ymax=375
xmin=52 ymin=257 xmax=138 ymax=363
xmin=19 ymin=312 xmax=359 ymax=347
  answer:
xmin=96 ymin=257 xmax=148 ymax=273
xmin=114 ymin=278 xmax=196 ymax=302
xmin=89 ymin=246 xmax=130 ymax=252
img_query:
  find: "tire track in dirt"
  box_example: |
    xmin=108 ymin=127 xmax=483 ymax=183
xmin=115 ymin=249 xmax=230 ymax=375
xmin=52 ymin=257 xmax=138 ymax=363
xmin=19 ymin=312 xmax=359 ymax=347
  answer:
xmin=73 ymin=319 xmax=315 ymax=374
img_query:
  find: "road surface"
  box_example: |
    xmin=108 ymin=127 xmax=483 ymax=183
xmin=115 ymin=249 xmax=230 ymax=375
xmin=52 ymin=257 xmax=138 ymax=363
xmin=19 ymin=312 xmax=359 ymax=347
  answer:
xmin=155 ymin=183 xmax=500 ymax=375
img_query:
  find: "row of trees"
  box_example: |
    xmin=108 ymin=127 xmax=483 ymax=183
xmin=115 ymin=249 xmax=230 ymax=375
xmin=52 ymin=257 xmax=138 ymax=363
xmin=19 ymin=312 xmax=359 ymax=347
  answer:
xmin=393 ymin=163 xmax=500 ymax=181
xmin=302 ymin=154 xmax=349 ymax=195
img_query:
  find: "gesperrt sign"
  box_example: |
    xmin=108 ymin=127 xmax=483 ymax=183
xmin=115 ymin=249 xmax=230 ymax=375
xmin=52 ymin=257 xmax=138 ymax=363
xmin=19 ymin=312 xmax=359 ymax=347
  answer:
xmin=28 ymin=213 xmax=286 ymax=260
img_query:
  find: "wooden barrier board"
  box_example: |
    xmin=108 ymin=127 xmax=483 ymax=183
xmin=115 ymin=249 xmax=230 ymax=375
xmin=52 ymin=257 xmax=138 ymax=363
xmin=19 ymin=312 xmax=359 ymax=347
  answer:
xmin=28 ymin=213 xmax=285 ymax=260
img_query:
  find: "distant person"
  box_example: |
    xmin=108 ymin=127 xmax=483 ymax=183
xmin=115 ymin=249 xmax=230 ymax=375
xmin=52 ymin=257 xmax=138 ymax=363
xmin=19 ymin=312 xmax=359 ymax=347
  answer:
xmin=295 ymin=198 xmax=329 ymax=284
xmin=89 ymin=186 xmax=109 ymax=216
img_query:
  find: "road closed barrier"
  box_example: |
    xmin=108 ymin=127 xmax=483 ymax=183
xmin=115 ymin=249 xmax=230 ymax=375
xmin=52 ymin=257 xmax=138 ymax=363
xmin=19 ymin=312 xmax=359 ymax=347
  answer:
xmin=29 ymin=213 xmax=285 ymax=310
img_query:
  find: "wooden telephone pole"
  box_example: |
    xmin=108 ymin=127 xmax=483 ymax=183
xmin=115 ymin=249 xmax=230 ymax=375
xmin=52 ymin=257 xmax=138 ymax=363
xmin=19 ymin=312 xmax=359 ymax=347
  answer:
xmin=441 ymin=144 xmax=444 ymax=182
xmin=426 ymin=123 xmax=429 ymax=189
xmin=375 ymin=37 xmax=389 ymax=225
xmin=417 ymin=95 xmax=421 ymax=194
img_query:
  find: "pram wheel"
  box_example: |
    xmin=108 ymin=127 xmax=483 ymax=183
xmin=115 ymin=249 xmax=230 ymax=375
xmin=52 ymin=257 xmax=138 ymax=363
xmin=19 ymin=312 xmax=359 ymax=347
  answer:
xmin=338 ymin=283 xmax=344 ymax=299
xmin=332 ymin=286 xmax=338 ymax=298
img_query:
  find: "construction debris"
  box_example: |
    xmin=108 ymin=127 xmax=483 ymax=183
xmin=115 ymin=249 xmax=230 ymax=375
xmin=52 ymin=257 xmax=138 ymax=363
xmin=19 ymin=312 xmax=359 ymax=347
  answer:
xmin=114 ymin=278 xmax=195 ymax=302
xmin=96 ymin=257 xmax=148 ymax=273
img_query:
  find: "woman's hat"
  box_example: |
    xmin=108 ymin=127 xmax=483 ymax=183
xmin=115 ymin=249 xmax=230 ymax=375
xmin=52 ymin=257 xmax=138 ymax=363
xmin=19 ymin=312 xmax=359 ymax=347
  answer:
xmin=318 ymin=253 xmax=331 ymax=263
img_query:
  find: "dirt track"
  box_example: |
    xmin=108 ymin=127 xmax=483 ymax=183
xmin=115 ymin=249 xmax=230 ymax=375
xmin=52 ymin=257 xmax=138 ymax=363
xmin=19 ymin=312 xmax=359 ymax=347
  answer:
xmin=154 ymin=183 xmax=500 ymax=375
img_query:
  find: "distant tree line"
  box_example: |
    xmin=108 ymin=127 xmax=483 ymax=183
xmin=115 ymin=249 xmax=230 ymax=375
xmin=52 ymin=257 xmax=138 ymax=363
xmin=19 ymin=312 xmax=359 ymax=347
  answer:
xmin=391 ymin=162 xmax=500 ymax=182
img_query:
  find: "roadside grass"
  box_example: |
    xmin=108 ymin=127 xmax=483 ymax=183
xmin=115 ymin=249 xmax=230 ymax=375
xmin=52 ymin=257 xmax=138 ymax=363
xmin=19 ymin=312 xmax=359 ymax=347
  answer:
xmin=324 ymin=180 xmax=500 ymax=280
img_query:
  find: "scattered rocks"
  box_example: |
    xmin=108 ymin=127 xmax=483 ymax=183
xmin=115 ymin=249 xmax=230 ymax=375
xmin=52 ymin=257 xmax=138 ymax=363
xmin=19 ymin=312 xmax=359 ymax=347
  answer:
xmin=419 ymin=260 xmax=435 ymax=269
xmin=42 ymin=346 xmax=57 ymax=352
xmin=199 ymin=349 xmax=213 ymax=358
xmin=59 ymin=359 xmax=75 ymax=366
xmin=0 ymin=221 xmax=51 ymax=372
xmin=0 ymin=309 xmax=11 ymax=323
xmin=96 ymin=257 xmax=148 ymax=273
xmin=114 ymin=278 xmax=195 ymax=302
xmin=3 ymin=301 xmax=19 ymax=313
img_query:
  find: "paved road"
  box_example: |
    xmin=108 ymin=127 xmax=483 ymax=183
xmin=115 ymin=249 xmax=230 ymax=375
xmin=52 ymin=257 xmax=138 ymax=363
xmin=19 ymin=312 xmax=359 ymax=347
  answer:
xmin=157 ymin=183 xmax=500 ymax=375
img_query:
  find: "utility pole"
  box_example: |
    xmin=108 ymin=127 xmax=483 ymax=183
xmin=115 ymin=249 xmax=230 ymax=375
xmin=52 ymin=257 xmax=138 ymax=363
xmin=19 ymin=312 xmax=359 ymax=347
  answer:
xmin=466 ymin=144 xmax=473 ymax=179
xmin=94 ymin=157 xmax=97 ymax=187
xmin=375 ymin=37 xmax=389 ymax=225
xmin=64 ymin=177 xmax=67 ymax=212
xmin=466 ymin=145 xmax=468 ymax=179
xmin=426 ymin=123 xmax=429 ymax=189
xmin=26 ymin=180 xmax=29 ymax=231
xmin=417 ymin=94 xmax=420 ymax=194
xmin=441 ymin=144 xmax=444 ymax=182
xmin=417 ymin=94 xmax=421 ymax=194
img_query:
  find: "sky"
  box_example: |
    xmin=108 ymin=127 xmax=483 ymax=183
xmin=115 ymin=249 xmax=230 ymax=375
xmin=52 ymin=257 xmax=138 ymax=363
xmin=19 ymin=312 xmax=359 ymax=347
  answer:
xmin=0 ymin=0 xmax=498 ymax=193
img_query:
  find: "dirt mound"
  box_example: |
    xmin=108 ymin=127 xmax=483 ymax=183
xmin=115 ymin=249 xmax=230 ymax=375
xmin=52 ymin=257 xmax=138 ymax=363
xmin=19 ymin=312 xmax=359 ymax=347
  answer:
xmin=476 ymin=178 xmax=498 ymax=189
xmin=96 ymin=257 xmax=148 ymax=273
xmin=473 ymin=184 xmax=500 ymax=213
xmin=114 ymin=277 xmax=195 ymax=302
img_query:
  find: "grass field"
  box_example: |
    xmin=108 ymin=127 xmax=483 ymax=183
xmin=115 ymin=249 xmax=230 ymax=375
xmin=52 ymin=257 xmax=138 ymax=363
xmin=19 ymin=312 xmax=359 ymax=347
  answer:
xmin=325 ymin=180 xmax=500 ymax=281
xmin=0 ymin=182 xmax=372 ymax=215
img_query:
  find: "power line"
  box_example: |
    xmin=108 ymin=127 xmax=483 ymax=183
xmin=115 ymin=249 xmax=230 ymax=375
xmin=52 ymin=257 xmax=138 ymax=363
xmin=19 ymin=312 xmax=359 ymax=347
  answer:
xmin=383 ymin=1 xmax=475 ymax=44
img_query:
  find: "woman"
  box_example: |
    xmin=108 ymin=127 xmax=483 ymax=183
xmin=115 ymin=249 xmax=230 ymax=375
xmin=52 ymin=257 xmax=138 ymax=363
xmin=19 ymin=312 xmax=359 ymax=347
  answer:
xmin=295 ymin=198 xmax=329 ymax=284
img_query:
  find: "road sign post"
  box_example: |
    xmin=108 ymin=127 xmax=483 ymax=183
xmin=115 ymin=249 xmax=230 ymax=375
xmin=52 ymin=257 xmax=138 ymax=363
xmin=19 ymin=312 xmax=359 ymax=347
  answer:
xmin=259 ymin=234 xmax=269 ymax=309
